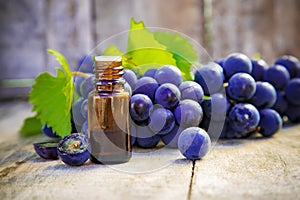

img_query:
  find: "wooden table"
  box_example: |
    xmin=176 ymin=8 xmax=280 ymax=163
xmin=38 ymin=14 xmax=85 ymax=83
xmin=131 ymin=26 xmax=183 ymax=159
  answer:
xmin=0 ymin=101 xmax=299 ymax=200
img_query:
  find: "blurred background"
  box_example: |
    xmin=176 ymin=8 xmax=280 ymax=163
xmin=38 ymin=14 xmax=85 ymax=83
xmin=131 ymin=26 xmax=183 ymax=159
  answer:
xmin=0 ymin=0 xmax=299 ymax=99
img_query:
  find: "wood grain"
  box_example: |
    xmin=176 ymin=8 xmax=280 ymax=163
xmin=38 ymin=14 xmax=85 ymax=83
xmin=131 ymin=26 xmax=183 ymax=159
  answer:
xmin=0 ymin=101 xmax=299 ymax=199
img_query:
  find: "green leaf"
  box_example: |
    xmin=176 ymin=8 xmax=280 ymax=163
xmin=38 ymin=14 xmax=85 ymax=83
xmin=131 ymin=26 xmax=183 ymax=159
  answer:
xmin=19 ymin=116 xmax=42 ymax=137
xmin=29 ymin=51 xmax=74 ymax=138
xmin=103 ymin=45 xmax=124 ymax=56
xmin=154 ymin=31 xmax=198 ymax=80
xmin=126 ymin=18 xmax=176 ymax=75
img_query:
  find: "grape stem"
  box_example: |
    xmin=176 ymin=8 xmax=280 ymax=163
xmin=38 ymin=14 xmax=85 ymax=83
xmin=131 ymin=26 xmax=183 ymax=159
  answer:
xmin=72 ymin=71 xmax=90 ymax=78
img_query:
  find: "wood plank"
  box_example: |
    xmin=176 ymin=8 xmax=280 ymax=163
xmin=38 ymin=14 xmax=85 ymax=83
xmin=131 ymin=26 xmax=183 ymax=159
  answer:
xmin=0 ymin=101 xmax=193 ymax=199
xmin=191 ymin=126 xmax=300 ymax=199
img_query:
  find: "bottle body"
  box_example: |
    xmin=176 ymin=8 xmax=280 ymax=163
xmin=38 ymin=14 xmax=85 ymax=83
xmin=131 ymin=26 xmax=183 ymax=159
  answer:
xmin=88 ymin=56 xmax=131 ymax=164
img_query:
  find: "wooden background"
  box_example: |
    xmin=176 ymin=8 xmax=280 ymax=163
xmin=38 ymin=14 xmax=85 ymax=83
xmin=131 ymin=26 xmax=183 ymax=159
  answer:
xmin=0 ymin=0 xmax=300 ymax=98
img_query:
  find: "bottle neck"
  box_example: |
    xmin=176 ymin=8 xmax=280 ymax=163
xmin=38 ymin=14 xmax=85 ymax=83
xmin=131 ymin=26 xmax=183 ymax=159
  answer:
xmin=94 ymin=57 xmax=125 ymax=93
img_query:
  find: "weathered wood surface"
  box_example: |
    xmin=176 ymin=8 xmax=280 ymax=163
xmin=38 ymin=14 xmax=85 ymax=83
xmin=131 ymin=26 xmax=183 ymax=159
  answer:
xmin=0 ymin=101 xmax=299 ymax=200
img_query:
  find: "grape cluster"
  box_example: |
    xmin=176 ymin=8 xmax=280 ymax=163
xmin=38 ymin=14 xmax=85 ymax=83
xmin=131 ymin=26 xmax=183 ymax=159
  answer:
xmin=212 ymin=53 xmax=300 ymax=139
xmin=127 ymin=65 xmax=210 ymax=160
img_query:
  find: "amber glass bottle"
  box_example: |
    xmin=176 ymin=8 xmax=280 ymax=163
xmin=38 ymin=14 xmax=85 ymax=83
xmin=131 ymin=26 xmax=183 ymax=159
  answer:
xmin=88 ymin=56 xmax=131 ymax=164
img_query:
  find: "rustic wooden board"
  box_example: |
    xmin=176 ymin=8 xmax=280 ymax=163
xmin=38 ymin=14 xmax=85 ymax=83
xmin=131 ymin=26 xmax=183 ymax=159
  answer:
xmin=0 ymin=102 xmax=299 ymax=200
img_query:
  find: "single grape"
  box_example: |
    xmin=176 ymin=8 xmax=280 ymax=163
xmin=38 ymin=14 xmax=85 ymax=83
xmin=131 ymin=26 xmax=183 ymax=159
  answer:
xmin=130 ymin=123 xmax=137 ymax=146
xmin=179 ymin=81 xmax=204 ymax=104
xmin=72 ymin=97 xmax=86 ymax=126
xmin=174 ymin=99 xmax=203 ymax=126
xmin=149 ymin=107 xmax=175 ymax=135
xmin=271 ymin=91 xmax=288 ymax=116
xmin=215 ymin=58 xmax=225 ymax=68
xmin=285 ymin=78 xmax=300 ymax=106
xmin=123 ymin=69 xmax=137 ymax=90
xmin=202 ymin=92 xmax=229 ymax=122
xmin=33 ymin=142 xmax=59 ymax=160
xmin=78 ymin=55 xmax=94 ymax=74
xmin=249 ymin=81 xmax=277 ymax=108
xmin=81 ymin=99 xmax=88 ymax=119
xmin=226 ymin=73 xmax=256 ymax=101
xmin=57 ymin=133 xmax=90 ymax=166
xmin=144 ymin=68 xmax=157 ymax=78
xmin=194 ymin=62 xmax=224 ymax=95
xmin=73 ymin=75 xmax=86 ymax=96
xmin=80 ymin=75 xmax=95 ymax=99
xmin=274 ymin=55 xmax=300 ymax=78
xmin=136 ymin=125 xmax=160 ymax=148
xmin=133 ymin=76 xmax=159 ymax=101
xmin=155 ymin=83 xmax=181 ymax=109
xmin=223 ymin=53 xmax=252 ymax=79
xmin=42 ymin=125 xmax=60 ymax=138
xmin=251 ymin=59 xmax=269 ymax=81
xmin=154 ymin=65 xmax=183 ymax=86
xmin=161 ymin=125 xmax=186 ymax=148
xmin=129 ymin=94 xmax=153 ymax=122
xmin=124 ymin=82 xmax=132 ymax=96
xmin=178 ymin=127 xmax=211 ymax=160
xmin=228 ymin=103 xmax=260 ymax=136
xmin=81 ymin=120 xmax=88 ymax=137
xmin=258 ymin=109 xmax=282 ymax=137
xmin=285 ymin=104 xmax=300 ymax=123
xmin=263 ymin=64 xmax=290 ymax=90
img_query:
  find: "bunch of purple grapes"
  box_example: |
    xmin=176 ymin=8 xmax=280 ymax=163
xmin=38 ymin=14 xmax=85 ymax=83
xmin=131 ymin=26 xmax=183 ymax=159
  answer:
xmin=126 ymin=65 xmax=208 ymax=148
xmin=211 ymin=53 xmax=300 ymax=139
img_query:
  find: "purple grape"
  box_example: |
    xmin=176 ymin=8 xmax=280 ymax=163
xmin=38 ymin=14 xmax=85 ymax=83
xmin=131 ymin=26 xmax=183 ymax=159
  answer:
xmin=263 ymin=64 xmax=290 ymax=90
xmin=178 ymin=127 xmax=211 ymax=160
xmin=123 ymin=69 xmax=137 ymax=90
xmin=136 ymin=126 xmax=160 ymax=148
xmin=215 ymin=58 xmax=225 ymax=68
xmin=72 ymin=97 xmax=86 ymax=126
xmin=258 ymin=109 xmax=282 ymax=137
xmin=81 ymin=120 xmax=88 ymax=137
xmin=174 ymin=99 xmax=203 ymax=126
xmin=78 ymin=55 xmax=94 ymax=74
xmin=251 ymin=59 xmax=269 ymax=81
xmin=130 ymin=123 xmax=137 ymax=146
xmin=249 ymin=81 xmax=277 ymax=108
xmin=33 ymin=142 xmax=59 ymax=160
xmin=223 ymin=53 xmax=252 ymax=79
xmin=155 ymin=83 xmax=181 ymax=109
xmin=286 ymin=104 xmax=300 ymax=123
xmin=227 ymin=73 xmax=256 ymax=101
xmin=129 ymin=94 xmax=153 ymax=122
xmin=80 ymin=75 xmax=95 ymax=99
xmin=154 ymin=65 xmax=183 ymax=86
xmin=57 ymin=133 xmax=90 ymax=166
xmin=285 ymin=78 xmax=300 ymax=106
xmin=133 ymin=77 xmax=159 ymax=101
xmin=144 ymin=68 xmax=157 ymax=78
xmin=124 ymin=82 xmax=132 ymax=96
xmin=272 ymin=91 xmax=288 ymax=116
xmin=81 ymin=99 xmax=88 ymax=119
xmin=73 ymin=75 xmax=86 ymax=96
xmin=149 ymin=107 xmax=175 ymax=135
xmin=42 ymin=125 xmax=60 ymax=138
xmin=228 ymin=103 xmax=260 ymax=136
xmin=202 ymin=92 xmax=229 ymax=122
xmin=179 ymin=81 xmax=204 ymax=103
xmin=194 ymin=62 xmax=224 ymax=95
xmin=274 ymin=55 xmax=300 ymax=78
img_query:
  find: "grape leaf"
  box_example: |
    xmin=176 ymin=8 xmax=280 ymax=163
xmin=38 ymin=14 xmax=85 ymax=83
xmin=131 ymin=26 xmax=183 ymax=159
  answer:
xmin=19 ymin=116 xmax=42 ymax=137
xmin=126 ymin=18 xmax=176 ymax=75
xmin=154 ymin=31 xmax=198 ymax=80
xmin=29 ymin=49 xmax=73 ymax=137
xmin=103 ymin=45 xmax=123 ymax=56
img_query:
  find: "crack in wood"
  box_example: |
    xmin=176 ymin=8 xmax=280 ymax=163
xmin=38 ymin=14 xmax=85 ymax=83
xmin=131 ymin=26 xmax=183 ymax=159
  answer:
xmin=187 ymin=160 xmax=196 ymax=200
xmin=0 ymin=161 xmax=25 ymax=178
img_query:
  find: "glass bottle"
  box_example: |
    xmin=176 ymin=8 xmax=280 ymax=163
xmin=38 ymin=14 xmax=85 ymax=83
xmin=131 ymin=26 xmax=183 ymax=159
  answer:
xmin=88 ymin=56 xmax=131 ymax=164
